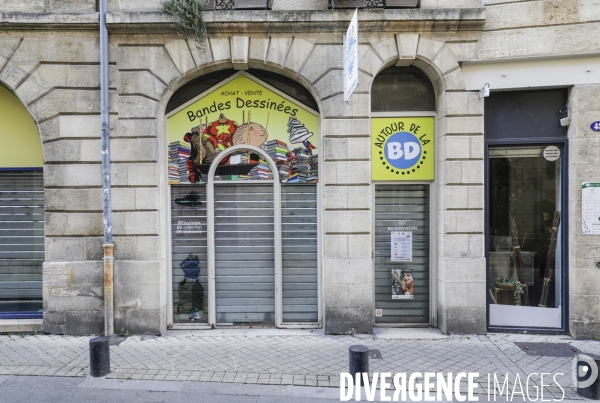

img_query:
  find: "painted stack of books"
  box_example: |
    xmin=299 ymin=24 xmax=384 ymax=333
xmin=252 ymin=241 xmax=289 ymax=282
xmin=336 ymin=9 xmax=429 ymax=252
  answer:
xmin=265 ymin=140 xmax=288 ymax=162
xmin=287 ymin=117 xmax=313 ymax=144
xmin=249 ymin=159 xmax=273 ymax=180
xmin=294 ymin=147 xmax=311 ymax=182
xmin=168 ymin=154 xmax=180 ymax=184
xmin=169 ymin=141 xmax=191 ymax=184
xmin=277 ymin=164 xmax=289 ymax=182
xmin=307 ymin=154 xmax=318 ymax=182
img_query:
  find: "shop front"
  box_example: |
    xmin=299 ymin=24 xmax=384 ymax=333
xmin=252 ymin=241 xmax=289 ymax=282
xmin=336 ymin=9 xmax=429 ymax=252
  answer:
xmin=485 ymin=89 xmax=569 ymax=332
xmin=165 ymin=71 xmax=320 ymax=328
xmin=4 ymin=0 xmax=600 ymax=338
xmin=163 ymin=65 xmax=444 ymax=330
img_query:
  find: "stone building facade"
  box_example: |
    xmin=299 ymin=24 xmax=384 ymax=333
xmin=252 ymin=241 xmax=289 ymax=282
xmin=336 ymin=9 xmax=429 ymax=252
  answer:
xmin=0 ymin=0 xmax=599 ymax=338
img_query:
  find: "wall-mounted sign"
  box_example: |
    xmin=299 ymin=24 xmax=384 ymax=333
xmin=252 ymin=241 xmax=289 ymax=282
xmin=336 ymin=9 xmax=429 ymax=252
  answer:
xmin=343 ymin=9 xmax=358 ymax=102
xmin=371 ymin=117 xmax=435 ymax=181
xmin=166 ymin=72 xmax=319 ymax=184
xmin=582 ymin=182 xmax=600 ymax=235
xmin=590 ymin=121 xmax=600 ymax=132
xmin=543 ymin=145 xmax=560 ymax=161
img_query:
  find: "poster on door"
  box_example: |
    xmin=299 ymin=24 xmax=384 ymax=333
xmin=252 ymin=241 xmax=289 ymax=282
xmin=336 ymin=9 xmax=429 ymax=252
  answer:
xmin=391 ymin=231 xmax=412 ymax=261
xmin=166 ymin=72 xmax=319 ymax=184
xmin=392 ymin=269 xmax=414 ymax=299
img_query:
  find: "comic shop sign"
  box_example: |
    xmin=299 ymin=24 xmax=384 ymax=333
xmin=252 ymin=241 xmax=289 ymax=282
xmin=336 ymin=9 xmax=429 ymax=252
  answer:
xmin=166 ymin=72 xmax=319 ymax=184
xmin=371 ymin=117 xmax=435 ymax=181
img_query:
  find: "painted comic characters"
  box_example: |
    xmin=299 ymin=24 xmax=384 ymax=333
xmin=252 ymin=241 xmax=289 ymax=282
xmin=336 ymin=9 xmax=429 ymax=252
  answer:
xmin=202 ymin=113 xmax=237 ymax=165
xmin=167 ymin=73 xmax=319 ymax=184
xmin=232 ymin=121 xmax=268 ymax=148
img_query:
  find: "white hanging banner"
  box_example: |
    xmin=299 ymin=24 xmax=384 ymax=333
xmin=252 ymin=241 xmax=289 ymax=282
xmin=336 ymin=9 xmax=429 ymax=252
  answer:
xmin=343 ymin=9 xmax=358 ymax=102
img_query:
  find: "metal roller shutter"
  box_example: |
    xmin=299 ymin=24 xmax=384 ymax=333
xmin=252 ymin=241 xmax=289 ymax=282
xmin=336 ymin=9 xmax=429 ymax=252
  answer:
xmin=282 ymin=184 xmax=318 ymax=323
xmin=374 ymin=184 xmax=430 ymax=325
xmin=214 ymin=183 xmax=275 ymax=325
xmin=170 ymin=182 xmax=319 ymax=326
xmin=171 ymin=185 xmax=208 ymax=324
xmin=0 ymin=171 xmax=44 ymax=317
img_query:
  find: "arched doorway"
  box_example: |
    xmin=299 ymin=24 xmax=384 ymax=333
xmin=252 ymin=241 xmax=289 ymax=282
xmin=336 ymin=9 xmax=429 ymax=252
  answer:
xmin=165 ymin=70 xmax=320 ymax=328
xmin=206 ymin=145 xmax=281 ymax=326
xmin=0 ymin=84 xmax=44 ymax=319
xmin=370 ymin=66 xmax=437 ymax=327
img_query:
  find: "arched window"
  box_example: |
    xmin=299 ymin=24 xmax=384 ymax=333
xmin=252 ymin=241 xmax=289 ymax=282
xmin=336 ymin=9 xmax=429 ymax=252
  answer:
xmin=371 ymin=66 xmax=435 ymax=112
xmin=166 ymin=71 xmax=320 ymax=328
xmin=0 ymin=84 xmax=44 ymax=319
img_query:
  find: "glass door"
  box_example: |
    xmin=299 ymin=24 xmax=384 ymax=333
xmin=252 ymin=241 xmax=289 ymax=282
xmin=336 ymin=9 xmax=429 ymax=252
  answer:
xmin=487 ymin=145 xmax=564 ymax=329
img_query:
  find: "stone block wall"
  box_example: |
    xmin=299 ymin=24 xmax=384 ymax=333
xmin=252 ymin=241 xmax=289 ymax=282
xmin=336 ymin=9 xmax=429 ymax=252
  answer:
xmin=0 ymin=29 xmax=167 ymax=335
xmin=409 ymin=36 xmax=486 ymax=334
xmin=0 ymin=31 xmax=106 ymax=335
xmin=568 ymin=84 xmax=600 ymax=339
xmin=479 ymin=0 xmax=600 ymax=61
xmin=0 ymin=8 xmax=489 ymax=335
xmin=0 ymin=0 xmax=485 ymax=13
xmin=4 ymin=4 xmax=599 ymax=337
xmin=0 ymin=0 xmax=96 ymax=12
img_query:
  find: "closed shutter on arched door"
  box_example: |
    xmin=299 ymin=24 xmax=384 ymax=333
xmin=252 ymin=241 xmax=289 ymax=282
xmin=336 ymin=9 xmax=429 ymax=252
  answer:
xmin=0 ymin=172 xmax=44 ymax=315
xmin=170 ymin=182 xmax=319 ymax=326
xmin=214 ymin=183 xmax=276 ymax=325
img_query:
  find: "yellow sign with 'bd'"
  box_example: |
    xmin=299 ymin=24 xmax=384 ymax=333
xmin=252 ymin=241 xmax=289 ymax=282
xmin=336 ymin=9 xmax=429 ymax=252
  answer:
xmin=371 ymin=117 xmax=435 ymax=181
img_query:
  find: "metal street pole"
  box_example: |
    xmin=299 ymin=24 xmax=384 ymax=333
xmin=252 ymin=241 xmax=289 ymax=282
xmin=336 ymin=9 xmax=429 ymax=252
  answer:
xmin=99 ymin=0 xmax=114 ymax=337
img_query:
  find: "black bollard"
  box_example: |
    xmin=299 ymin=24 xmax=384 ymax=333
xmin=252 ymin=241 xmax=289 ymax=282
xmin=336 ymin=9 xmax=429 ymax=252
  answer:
xmin=349 ymin=345 xmax=369 ymax=386
xmin=89 ymin=336 xmax=111 ymax=377
xmin=576 ymin=353 xmax=600 ymax=400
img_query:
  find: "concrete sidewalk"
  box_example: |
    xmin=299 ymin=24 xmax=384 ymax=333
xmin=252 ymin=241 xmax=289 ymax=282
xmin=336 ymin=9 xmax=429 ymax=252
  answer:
xmin=0 ymin=328 xmax=597 ymax=400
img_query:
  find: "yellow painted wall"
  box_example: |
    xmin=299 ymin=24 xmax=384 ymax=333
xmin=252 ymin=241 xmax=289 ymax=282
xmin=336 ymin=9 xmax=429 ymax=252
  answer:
xmin=0 ymin=85 xmax=43 ymax=168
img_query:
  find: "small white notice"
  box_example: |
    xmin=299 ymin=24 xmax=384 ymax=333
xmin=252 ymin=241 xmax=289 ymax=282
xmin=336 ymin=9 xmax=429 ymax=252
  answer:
xmin=229 ymin=155 xmax=242 ymax=165
xmin=391 ymin=231 xmax=412 ymax=261
xmin=582 ymin=182 xmax=600 ymax=235
xmin=543 ymin=145 xmax=560 ymax=161
xmin=176 ymin=220 xmax=203 ymax=235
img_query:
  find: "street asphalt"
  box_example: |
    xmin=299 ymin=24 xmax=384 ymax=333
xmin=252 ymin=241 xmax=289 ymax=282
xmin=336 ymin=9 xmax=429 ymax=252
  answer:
xmin=0 ymin=375 xmax=344 ymax=403
xmin=0 ymin=375 xmax=587 ymax=403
